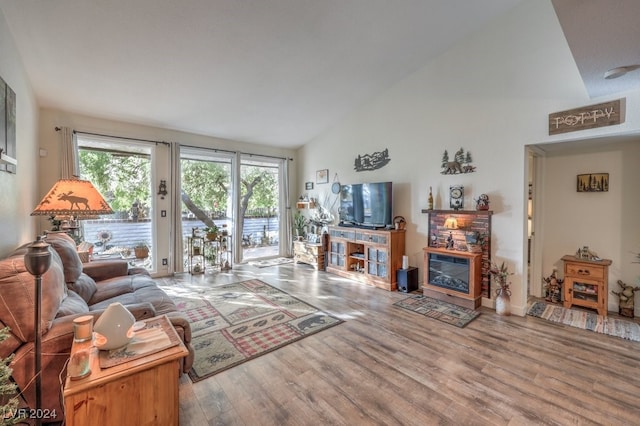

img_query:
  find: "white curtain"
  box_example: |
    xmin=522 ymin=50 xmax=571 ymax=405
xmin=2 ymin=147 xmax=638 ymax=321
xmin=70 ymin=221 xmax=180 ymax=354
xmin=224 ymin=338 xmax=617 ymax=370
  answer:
xmin=170 ymin=143 xmax=184 ymax=273
xmin=280 ymin=157 xmax=292 ymax=257
xmin=60 ymin=127 xmax=79 ymax=178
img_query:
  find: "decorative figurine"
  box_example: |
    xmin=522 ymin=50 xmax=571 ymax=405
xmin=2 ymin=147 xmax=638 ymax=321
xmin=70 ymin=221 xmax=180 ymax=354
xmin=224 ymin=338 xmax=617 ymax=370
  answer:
xmin=611 ymin=280 xmax=640 ymax=318
xmin=475 ymin=193 xmax=490 ymax=210
xmin=445 ymin=232 xmax=455 ymax=250
xmin=542 ymin=269 xmax=564 ymax=303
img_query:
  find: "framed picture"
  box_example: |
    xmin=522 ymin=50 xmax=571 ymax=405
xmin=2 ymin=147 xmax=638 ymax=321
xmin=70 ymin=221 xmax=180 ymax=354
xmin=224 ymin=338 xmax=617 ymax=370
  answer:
xmin=577 ymin=173 xmax=609 ymax=192
xmin=316 ymin=169 xmax=329 ymax=184
xmin=305 ymin=182 xmax=314 ymax=190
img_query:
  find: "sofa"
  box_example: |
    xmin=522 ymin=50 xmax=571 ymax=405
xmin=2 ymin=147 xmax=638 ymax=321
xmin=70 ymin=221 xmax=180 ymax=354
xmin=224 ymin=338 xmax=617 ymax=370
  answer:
xmin=0 ymin=232 xmax=194 ymax=420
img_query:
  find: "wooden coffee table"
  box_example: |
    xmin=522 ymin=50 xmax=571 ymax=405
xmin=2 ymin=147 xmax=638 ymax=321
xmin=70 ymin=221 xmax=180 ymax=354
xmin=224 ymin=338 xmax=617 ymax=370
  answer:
xmin=63 ymin=315 xmax=188 ymax=426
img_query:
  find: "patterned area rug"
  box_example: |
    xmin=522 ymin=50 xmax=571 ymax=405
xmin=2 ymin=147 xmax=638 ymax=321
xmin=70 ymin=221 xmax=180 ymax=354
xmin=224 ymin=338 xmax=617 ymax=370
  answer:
xmin=170 ymin=279 xmax=342 ymax=382
xmin=527 ymin=300 xmax=640 ymax=342
xmin=394 ymin=295 xmax=480 ymax=328
xmin=248 ymin=257 xmax=294 ymax=268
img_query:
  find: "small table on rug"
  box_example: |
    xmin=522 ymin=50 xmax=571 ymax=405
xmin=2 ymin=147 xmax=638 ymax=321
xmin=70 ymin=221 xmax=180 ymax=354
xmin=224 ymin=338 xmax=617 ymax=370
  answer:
xmin=63 ymin=315 xmax=188 ymax=426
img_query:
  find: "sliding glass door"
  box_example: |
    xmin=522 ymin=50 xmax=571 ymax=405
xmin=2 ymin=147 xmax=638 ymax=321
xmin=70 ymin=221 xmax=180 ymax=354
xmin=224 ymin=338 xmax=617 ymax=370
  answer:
xmin=239 ymin=155 xmax=282 ymax=262
xmin=76 ymin=135 xmax=156 ymax=272
xmin=180 ymin=147 xmax=234 ymax=271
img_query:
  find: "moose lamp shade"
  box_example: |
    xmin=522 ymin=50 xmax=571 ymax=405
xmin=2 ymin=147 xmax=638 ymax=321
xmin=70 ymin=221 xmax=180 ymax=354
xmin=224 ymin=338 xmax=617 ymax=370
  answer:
xmin=31 ymin=177 xmax=113 ymax=217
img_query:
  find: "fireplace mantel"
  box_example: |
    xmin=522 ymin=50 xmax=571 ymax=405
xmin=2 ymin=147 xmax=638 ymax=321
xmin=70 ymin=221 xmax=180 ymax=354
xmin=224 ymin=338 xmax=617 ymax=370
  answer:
xmin=422 ymin=209 xmax=492 ymax=298
xmin=423 ymin=247 xmax=482 ymax=310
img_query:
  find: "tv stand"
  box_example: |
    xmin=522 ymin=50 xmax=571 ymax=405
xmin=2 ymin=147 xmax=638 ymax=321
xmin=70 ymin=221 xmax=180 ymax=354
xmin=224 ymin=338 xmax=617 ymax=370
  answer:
xmin=326 ymin=225 xmax=405 ymax=291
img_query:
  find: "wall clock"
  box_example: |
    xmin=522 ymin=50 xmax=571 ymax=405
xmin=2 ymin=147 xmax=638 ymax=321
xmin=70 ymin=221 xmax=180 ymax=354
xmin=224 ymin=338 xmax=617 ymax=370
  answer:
xmin=449 ymin=185 xmax=464 ymax=210
xmin=332 ymin=182 xmax=341 ymax=194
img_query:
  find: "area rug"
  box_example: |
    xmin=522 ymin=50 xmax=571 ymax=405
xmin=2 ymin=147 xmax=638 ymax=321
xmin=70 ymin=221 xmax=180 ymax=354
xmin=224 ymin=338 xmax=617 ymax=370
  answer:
xmin=170 ymin=279 xmax=343 ymax=382
xmin=527 ymin=300 xmax=640 ymax=342
xmin=248 ymin=257 xmax=294 ymax=268
xmin=394 ymin=294 xmax=480 ymax=328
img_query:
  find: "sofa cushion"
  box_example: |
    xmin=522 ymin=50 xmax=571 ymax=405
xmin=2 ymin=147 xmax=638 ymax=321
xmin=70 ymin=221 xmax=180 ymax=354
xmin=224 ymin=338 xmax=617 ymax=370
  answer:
xmin=0 ymin=244 xmax=66 ymax=343
xmin=89 ymin=275 xmax=177 ymax=315
xmin=67 ymin=273 xmax=97 ymax=303
xmin=88 ymin=274 xmax=157 ymax=305
xmin=56 ymin=290 xmax=90 ymax=317
xmin=45 ymin=233 xmax=83 ymax=284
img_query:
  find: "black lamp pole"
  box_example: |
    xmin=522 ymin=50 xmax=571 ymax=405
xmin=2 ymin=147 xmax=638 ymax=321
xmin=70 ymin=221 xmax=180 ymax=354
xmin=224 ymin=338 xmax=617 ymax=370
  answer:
xmin=24 ymin=236 xmax=51 ymax=426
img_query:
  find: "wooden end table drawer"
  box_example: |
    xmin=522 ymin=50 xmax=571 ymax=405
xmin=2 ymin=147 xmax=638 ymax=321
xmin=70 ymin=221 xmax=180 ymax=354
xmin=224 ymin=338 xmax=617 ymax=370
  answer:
xmin=565 ymin=263 xmax=604 ymax=279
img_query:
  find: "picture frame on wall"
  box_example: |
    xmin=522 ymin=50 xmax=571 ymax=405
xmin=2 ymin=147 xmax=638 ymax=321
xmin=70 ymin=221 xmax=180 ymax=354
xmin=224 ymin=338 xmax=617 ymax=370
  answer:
xmin=305 ymin=182 xmax=314 ymax=190
xmin=316 ymin=169 xmax=329 ymax=184
xmin=577 ymin=173 xmax=609 ymax=192
xmin=0 ymin=75 xmax=17 ymax=173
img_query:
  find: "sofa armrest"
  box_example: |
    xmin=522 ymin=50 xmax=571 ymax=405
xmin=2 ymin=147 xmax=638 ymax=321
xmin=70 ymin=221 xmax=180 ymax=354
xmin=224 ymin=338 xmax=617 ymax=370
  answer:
xmin=122 ymin=302 xmax=157 ymax=320
xmin=128 ymin=267 xmax=150 ymax=276
xmin=82 ymin=260 xmax=129 ymax=281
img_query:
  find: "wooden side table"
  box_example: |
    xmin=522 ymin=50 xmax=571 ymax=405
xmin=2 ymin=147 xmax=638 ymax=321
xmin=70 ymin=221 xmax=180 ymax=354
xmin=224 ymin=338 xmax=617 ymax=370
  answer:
xmin=63 ymin=316 xmax=188 ymax=426
xmin=562 ymin=255 xmax=612 ymax=316
xmin=293 ymin=240 xmax=326 ymax=270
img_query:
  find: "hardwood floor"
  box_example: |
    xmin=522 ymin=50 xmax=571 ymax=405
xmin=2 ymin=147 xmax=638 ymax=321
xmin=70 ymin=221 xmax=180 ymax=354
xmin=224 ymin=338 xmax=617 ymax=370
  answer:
xmin=174 ymin=263 xmax=640 ymax=425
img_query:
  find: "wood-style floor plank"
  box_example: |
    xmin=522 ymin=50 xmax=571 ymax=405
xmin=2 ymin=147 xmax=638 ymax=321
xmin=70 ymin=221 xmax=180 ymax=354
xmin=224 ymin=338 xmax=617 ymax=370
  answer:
xmin=172 ymin=264 xmax=640 ymax=425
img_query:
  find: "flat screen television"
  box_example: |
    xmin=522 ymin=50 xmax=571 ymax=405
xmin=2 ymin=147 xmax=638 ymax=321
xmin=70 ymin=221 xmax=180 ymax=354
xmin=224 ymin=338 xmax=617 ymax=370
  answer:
xmin=339 ymin=182 xmax=393 ymax=228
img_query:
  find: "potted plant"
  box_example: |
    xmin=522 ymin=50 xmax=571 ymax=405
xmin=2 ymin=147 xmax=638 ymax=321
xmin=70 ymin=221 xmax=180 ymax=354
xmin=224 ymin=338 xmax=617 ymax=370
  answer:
xmin=294 ymin=211 xmax=308 ymax=240
xmin=204 ymin=224 xmax=219 ymax=241
xmin=489 ymin=260 xmax=514 ymax=315
xmin=134 ymin=242 xmax=149 ymax=259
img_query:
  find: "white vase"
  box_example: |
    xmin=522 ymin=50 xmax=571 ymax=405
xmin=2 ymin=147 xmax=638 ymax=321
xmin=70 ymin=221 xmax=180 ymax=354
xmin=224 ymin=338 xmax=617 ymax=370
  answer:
xmin=94 ymin=302 xmax=135 ymax=350
xmin=495 ymin=288 xmax=511 ymax=316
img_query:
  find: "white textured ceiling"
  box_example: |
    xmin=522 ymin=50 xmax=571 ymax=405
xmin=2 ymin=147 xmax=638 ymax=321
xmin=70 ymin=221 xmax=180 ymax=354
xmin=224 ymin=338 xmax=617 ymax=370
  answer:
xmin=0 ymin=0 xmax=525 ymax=148
xmin=551 ymin=0 xmax=640 ymax=99
xmin=1 ymin=1 xmax=637 ymax=148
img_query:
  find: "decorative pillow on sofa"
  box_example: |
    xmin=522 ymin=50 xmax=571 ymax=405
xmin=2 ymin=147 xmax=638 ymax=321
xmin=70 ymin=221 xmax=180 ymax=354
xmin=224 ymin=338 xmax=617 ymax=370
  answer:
xmin=56 ymin=290 xmax=90 ymax=317
xmin=45 ymin=232 xmax=83 ymax=284
xmin=67 ymin=273 xmax=97 ymax=303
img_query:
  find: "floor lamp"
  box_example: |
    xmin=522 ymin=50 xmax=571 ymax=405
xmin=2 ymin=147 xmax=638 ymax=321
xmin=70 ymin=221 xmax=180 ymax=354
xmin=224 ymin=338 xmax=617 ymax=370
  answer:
xmin=23 ymin=236 xmax=51 ymax=426
xmin=27 ymin=176 xmax=112 ymax=421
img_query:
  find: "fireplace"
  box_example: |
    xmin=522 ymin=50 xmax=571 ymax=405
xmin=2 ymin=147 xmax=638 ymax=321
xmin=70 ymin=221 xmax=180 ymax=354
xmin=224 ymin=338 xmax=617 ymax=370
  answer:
xmin=423 ymin=247 xmax=482 ymax=309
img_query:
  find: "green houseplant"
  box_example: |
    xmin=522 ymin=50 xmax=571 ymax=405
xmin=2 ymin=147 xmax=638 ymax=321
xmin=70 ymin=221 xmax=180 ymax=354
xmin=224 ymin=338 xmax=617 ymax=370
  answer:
xmin=134 ymin=242 xmax=149 ymax=259
xmin=294 ymin=211 xmax=308 ymax=240
xmin=204 ymin=224 xmax=219 ymax=241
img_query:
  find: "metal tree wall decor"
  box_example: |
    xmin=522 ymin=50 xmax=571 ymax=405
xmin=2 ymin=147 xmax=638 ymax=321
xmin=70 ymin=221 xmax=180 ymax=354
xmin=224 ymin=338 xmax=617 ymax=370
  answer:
xmin=441 ymin=148 xmax=475 ymax=174
xmin=354 ymin=148 xmax=390 ymax=172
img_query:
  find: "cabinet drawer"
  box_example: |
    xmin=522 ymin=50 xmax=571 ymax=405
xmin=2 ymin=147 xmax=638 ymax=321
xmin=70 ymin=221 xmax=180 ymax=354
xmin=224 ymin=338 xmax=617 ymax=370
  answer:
xmin=565 ymin=263 xmax=604 ymax=279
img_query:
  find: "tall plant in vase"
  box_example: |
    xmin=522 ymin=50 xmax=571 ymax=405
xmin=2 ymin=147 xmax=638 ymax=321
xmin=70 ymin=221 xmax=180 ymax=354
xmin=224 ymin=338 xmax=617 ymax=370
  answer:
xmin=490 ymin=260 xmax=514 ymax=316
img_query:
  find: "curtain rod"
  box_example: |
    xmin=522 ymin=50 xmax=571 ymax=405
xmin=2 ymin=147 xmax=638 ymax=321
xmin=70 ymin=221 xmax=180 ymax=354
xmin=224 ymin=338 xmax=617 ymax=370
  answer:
xmin=178 ymin=143 xmax=292 ymax=161
xmin=56 ymin=127 xmax=292 ymax=160
xmin=55 ymin=127 xmax=170 ymax=146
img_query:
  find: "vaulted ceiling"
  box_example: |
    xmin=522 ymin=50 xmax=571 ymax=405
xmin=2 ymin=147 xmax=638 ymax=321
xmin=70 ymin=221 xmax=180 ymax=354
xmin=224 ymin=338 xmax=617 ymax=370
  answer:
xmin=1 ymin=1 xmax=638 ymax=148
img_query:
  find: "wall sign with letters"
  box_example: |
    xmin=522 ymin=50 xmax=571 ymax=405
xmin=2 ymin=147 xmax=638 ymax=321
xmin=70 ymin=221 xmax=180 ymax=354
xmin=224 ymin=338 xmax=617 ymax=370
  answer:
xmin=548 ymin=98 xmax=625 ymax=135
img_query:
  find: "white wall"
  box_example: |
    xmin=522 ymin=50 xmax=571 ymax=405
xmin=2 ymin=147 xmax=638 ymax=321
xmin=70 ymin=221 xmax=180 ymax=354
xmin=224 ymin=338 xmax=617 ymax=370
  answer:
xmin=540 ymin=139 xmax=640 ymax=314
xmin=297 ymin=0 xmax=640 ymax=315
xmin=0 ymin=10 xmax=39 ymax=256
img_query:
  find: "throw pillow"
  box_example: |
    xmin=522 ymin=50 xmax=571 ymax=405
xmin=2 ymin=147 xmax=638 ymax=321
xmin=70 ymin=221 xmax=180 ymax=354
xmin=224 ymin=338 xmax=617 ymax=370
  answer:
xmin=45 ymin=232 xmax=83 ymax=284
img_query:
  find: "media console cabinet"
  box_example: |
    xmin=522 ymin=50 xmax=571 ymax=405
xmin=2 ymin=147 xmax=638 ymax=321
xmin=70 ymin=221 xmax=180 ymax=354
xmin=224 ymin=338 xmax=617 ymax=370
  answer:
xmin=326 ymin=225 xmax=405 ymax=291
